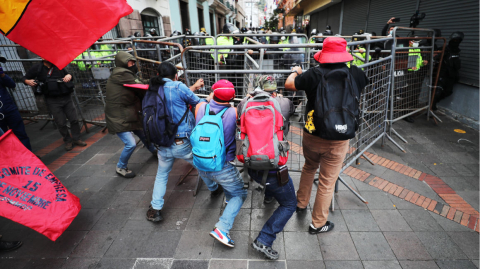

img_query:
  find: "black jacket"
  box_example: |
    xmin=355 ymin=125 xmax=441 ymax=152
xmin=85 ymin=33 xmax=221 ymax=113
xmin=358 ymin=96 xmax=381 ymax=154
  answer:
xmin=23 ymin=63 xmax=70 ymax=83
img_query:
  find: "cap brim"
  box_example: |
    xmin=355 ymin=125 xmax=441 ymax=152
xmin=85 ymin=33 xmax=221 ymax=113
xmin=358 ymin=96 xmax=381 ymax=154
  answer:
xmin=314 ymin=51 xmax=354 ymax=64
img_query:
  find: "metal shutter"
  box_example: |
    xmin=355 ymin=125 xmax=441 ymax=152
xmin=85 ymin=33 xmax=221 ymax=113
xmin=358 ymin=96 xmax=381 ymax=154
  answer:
xmin=341 ymin=0 xmax=369 ymax=35
xmin=310 ymin=9 xmax=328 ymax=35
xmin=419 ymin=0 xmax=479 ymax=86
xmin=326 ymin=3 xmax=342 ymax=35
xmin=366 ymin=0 xmax=417 ymax=35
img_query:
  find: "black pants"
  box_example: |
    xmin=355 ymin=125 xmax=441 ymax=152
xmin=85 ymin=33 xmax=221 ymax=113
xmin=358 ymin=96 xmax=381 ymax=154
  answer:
xmin=0 ymin=108 xmax=32 ymax=151
xmin=45 ymin=94 xmax=81 ymax=142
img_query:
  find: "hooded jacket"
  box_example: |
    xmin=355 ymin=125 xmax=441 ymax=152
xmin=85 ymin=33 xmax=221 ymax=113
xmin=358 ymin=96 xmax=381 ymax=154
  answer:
xmin=105 ymin=51 xmax=145 ymax=134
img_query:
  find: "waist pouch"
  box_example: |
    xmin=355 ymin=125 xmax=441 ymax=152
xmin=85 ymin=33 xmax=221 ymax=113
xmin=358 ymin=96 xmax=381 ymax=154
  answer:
xmin=45 ymin=78 xmax=74 ymax=97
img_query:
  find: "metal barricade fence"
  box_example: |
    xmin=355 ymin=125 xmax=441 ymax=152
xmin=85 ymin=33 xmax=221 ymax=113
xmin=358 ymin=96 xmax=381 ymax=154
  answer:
xmin=386 ymin=27 xmax=444 ymax=151
xmin=69 ymin=41 xmax=132 ymax=130
xmin=131 ymin=41 xmax=188 ymax=88
xmin=181 ymin=39 xmax=394 ymax=200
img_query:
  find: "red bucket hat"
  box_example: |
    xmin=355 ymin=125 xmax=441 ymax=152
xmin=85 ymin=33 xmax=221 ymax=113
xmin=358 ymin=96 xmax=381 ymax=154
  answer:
xmin=212 ymin=79 xmax=235 ymax=102
xmin=314 ymin=37 xmax=353 ymax=64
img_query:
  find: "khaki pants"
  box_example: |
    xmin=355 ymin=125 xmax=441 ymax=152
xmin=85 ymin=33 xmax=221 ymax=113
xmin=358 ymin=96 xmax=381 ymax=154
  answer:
xmin=297 ymin=132 xmax=349 ymax=227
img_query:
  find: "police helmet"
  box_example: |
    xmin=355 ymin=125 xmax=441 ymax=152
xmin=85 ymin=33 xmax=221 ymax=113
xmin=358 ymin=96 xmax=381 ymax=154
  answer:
xmin=171 ymin=30 xmax=181 ymax=37
xmin=450 ymin=31 xmax=464 ymax=42
xmin=241 ymin=27 xmax=248 ymax=33
xmin=315 ymin=33 xmax=324 ymax=43
xmin=223 ymin=23 xmax=239 ymax=34
xmin=270 ymin=35 xmax=280 ymax=43
xmin=134 ymin=32 xmax=141 ymax=37
xmin=149 ymin=28 xmax=157 ymax=35
xmin=311 ymin=29 xmax=318 ymax=36
xmin=326 ymin=25 xmax=331 ymax=30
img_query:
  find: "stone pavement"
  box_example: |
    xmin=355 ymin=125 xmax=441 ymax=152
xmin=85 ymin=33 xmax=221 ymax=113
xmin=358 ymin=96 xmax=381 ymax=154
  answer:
xmin=0 ymin=112 xmax=478 ymax=269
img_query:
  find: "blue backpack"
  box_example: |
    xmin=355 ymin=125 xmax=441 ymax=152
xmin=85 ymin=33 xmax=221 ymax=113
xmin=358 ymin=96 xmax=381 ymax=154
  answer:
xmin=190 ymin=104 xmax=228 ymax=172
xmin=142 ymin=83 xmax=188 ymax=148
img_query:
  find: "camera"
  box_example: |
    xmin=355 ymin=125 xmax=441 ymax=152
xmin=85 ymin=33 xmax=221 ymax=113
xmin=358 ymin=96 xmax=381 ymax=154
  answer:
xmin=33 ymin=80 xmax=45 ymax=94
xmin=410 ymin=11 xmax=426 ymax=28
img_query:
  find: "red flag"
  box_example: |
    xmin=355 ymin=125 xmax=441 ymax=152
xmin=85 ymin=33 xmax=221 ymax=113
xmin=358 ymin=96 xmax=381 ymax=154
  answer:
xmin=0 ymin=0 xmax=132 ymax=69
xmin=0 ymin=130 xmax=81 ymax=241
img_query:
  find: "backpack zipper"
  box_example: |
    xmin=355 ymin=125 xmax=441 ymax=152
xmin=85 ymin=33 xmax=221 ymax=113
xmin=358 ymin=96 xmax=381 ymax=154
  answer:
xmin=193 ymin=153 xmax=216 ymax=159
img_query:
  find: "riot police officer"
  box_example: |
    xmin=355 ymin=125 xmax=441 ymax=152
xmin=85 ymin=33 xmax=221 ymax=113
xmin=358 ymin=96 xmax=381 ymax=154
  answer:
xmin=432 ymin=31 xmax=464 ymax=110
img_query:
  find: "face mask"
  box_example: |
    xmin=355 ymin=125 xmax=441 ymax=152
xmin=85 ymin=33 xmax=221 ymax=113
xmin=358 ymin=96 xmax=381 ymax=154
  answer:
xmin=128 ymin=65 xmax=138 ymax=74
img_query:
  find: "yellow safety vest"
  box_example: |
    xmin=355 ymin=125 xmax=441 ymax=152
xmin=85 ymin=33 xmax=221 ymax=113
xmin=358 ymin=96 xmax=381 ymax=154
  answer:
xmin=408 ymin=48 xmax=423 ymax=72
xmin=212 ymin=36 xmax=233 ymax=63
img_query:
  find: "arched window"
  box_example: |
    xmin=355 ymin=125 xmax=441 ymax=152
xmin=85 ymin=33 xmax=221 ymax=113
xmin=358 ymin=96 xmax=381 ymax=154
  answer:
xmin=141 ymin=8 xmax=164 ymax=36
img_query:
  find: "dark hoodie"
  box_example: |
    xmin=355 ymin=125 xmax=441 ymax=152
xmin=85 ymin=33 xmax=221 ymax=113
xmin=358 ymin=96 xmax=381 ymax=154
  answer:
xmin=105 ymin=51 xmax=145 ymax=134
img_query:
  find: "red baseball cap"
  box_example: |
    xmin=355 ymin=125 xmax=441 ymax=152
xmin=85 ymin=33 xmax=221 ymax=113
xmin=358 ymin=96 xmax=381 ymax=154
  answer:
xmin=314 ymin=37 xmax=353 ymax=64
xmin=212 ymin=79 xmax=235 ymax=102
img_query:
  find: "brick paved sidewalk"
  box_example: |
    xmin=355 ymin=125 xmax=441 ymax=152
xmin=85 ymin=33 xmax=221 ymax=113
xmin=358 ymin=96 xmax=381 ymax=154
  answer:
xmin=0 ymin=113 xmax=478 ymax=269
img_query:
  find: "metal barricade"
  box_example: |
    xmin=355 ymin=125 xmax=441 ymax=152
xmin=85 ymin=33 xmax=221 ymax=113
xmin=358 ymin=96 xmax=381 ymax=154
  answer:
xmin=69 ymin=41 xmax=132 ymax=130
xmin=131 ymin=41 xmax=186 ymax=85
xmin=181 ymin=39 xmax=394 ymax=204
xmin=386 ymin=27 xmax=444 ymax=151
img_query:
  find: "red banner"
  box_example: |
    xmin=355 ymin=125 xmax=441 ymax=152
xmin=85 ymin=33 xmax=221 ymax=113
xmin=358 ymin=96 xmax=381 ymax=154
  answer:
xmin=0 ymin=130 xmax=81 ymax=241
xmin=0 ymin=0 xmax=133 ymax=69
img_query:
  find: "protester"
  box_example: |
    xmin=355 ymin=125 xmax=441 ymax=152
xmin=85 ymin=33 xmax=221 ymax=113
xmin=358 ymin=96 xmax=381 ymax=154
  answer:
xmin=146 ymin=62 xmax=217 ymax=222
xmin=238 ymin=76 xmax=296 ymax=259
xmin=0 ymin=58 xmax=32 ymax=151
xmin=104 ymin=51 xmax=156 ymax=178
xmin=24 ymin=58 xmax=86 ymax=151
xmin=285 ymin=37 xmax=369 ymax=234
xmin=192 ymin=79 xmax=247 ymax=248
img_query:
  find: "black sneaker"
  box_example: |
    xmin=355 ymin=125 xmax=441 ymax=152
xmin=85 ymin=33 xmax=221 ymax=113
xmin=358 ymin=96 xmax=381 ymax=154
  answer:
xmin=0 ymin=240 xmax=22 ymax=252
xmin=211 ymin=185 xmax=224 ymax=197
xmin=296 ymin=206 xmax=307 ymax=213
xmin=146 ymin=205 xmax=163 ymax=222
xmin=252 ymin=239 xmax=279 ymax=260
xmin=309 ymin=221 xmax=334 ymax=234
xmin=264 ymin=196 xmax=275 ymax=204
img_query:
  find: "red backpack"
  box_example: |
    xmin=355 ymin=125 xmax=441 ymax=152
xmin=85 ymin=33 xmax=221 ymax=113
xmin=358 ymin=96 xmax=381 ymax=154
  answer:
xmin=237 ymin=93 xmax=289 ymax=170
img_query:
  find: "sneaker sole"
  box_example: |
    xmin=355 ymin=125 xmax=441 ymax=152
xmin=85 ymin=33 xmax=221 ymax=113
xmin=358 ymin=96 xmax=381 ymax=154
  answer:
xmin=146 ymin=216 xmax=163 ymax=222
xmin=209 ymin=232 xmax=234 ymax=248
xmin=116 ymin=171 xmax=136 ymax=178
xmin=252 ymin=242 xmax=279 ymax=260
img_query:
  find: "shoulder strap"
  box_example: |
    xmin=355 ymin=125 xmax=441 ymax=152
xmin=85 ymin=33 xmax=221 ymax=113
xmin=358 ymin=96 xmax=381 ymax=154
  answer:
xmin=217 ymin=107 xmax=229 ymax=118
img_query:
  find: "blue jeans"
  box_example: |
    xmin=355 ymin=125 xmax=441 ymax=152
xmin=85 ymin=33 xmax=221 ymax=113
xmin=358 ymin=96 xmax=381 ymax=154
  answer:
xmin=249 ymin=169 xmax=296 ymax=247
xmin=151 ymin=138 xmax=218 ymax=210
xmin=199 ymin=162 xmax=247 ymax=234
xmin=116 ymin=130 xmax=156 ymax=169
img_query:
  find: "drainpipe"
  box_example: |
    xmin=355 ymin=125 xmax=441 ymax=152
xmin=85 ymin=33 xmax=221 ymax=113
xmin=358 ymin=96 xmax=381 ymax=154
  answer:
xmin=225 ymin=11 xmax=233 ymax=24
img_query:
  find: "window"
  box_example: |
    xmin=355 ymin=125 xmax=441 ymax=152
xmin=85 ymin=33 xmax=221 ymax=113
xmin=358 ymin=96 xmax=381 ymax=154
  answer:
xmin=141 ymin=15 xmax=160 ymax=36
xmin=197 ymin=7 xmax=205 ymax=30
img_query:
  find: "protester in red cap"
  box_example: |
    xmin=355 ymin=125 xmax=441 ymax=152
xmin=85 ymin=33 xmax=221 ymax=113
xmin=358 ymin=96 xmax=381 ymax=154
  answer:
xmin=193 ymin=79 xmax=247 ymax=248
xmin=284 ymin=36 xmax=370 ymax=234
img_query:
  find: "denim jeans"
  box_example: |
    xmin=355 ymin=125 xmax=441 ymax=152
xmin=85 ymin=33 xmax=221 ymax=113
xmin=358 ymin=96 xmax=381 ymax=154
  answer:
xmin=249 ymin=169 xmax=296 ymax=247
xmin=199 ymin=162 xmax=248 ymax=234
xmin=116 ymin=130 xmax=156 ymax=169
xmin=151 ymin=138 xmax=218 ymax=210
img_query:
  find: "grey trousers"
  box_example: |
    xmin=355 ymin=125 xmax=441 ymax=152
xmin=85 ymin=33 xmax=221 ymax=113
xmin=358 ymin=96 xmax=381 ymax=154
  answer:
xmin=45 ymin=94 xmax=81 ymax=142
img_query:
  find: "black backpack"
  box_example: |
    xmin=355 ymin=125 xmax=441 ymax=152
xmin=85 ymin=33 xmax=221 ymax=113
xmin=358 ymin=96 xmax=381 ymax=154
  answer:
xmin=142 ymin=83 xmax=188 ymax=148
xmin=313 ymin=66 xmax=360 ymax=140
